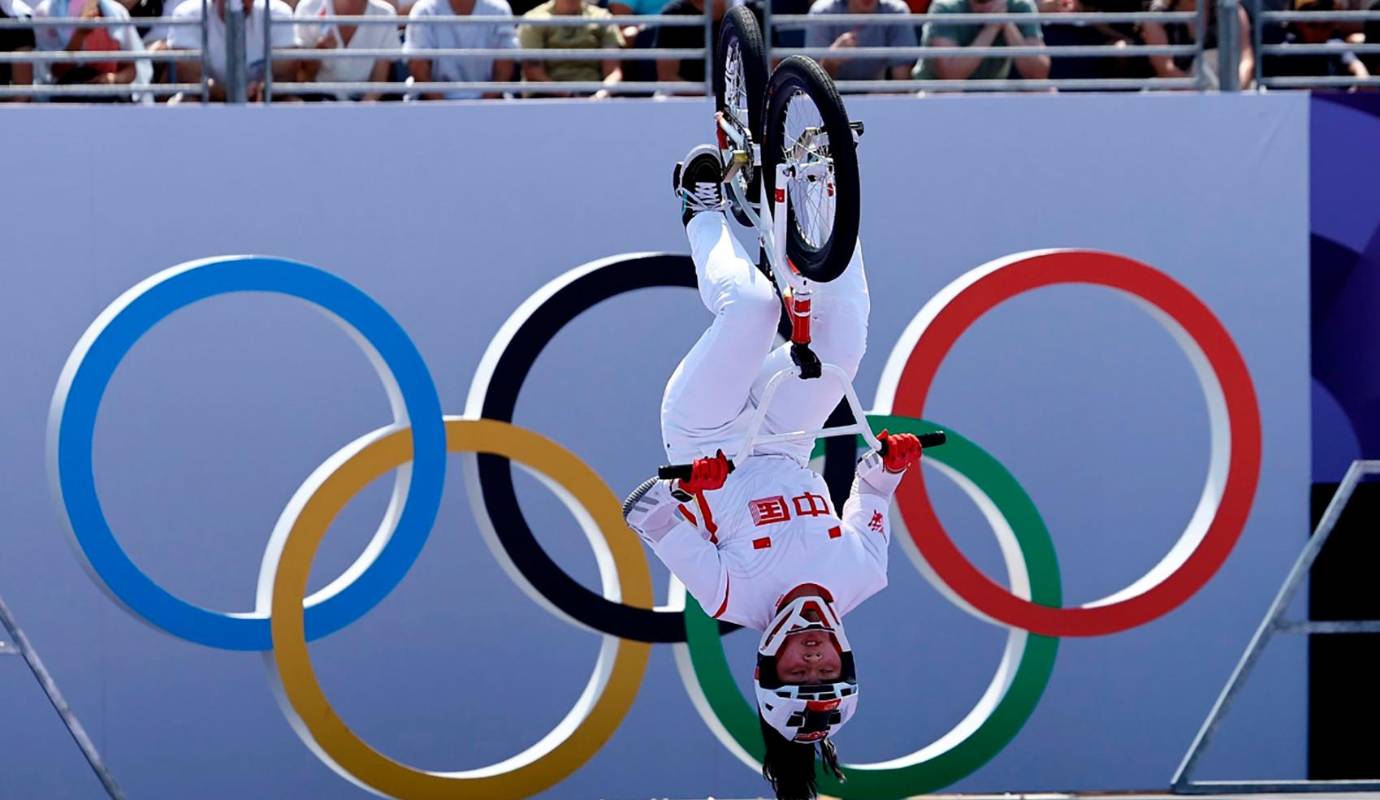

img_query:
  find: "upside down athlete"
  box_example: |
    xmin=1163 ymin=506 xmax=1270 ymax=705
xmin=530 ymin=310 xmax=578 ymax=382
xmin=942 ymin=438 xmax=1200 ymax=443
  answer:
xmin=623 ymin=145 xmax=924 ymax=800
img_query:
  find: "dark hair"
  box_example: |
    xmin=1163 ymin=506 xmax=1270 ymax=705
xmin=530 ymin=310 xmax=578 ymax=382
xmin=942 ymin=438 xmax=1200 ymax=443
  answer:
xmin=759 ymin=716 xmax=847 ymax=799
xmin=759 ymin=714 xmax=820 ymax=800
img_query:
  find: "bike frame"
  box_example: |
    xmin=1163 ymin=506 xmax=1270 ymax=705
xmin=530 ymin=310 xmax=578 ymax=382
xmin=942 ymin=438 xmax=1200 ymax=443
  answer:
xmin=715 ymin=113 xmax=821 ymax=296
xmin=730 ymin=362 xmax=884 ymax=465
xmin=714 ymin=114 xmax=880 ymax=463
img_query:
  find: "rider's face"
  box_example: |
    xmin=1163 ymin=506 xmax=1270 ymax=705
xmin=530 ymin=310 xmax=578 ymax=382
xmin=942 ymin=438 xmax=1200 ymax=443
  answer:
xmin=774 ymin=631 xmax=843 ymax=684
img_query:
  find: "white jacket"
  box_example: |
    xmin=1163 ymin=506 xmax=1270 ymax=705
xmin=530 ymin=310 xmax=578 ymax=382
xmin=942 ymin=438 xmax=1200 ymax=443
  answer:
xmin=645 ymin=454 xmax=897 ymax=630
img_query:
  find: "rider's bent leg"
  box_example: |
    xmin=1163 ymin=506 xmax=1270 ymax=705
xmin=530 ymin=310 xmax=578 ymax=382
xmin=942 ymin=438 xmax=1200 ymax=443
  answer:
xmin=747 ymin=239 xmax=870 ymax=464
xmin=661 ymin=212 xmax=780 ymax=464
xmin=802 ymin=238 xmax=869 ymax=373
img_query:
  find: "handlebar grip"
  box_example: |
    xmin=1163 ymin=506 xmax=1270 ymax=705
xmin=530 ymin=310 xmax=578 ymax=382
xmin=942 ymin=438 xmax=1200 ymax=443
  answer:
xmin=878 ymin=431 xmax=948 ymax=456
xmin=658 ymin=459 xmax=737 ymax=481
xmin=919 ymin=432 xmax=947 ymax=448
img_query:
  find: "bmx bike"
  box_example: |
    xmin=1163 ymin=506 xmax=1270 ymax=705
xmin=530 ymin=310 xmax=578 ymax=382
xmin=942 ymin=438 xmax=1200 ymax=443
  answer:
xmin=662 ymin=12 xmax=943 ymax=480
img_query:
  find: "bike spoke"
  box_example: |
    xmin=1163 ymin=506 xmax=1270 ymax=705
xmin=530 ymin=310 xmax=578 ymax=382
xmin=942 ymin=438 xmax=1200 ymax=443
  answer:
xmin=721 ymin=37 xmax=755 ymax=213
xmin=726 ymin=42 xmax=748 ymax=127
xmin=781 ymin=91 xmax=836 ymax=250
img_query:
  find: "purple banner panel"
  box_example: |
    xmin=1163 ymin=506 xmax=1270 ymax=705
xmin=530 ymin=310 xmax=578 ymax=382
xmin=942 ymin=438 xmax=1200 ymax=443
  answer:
xmin=1311 ymin=95 xmax=1380 ymax=482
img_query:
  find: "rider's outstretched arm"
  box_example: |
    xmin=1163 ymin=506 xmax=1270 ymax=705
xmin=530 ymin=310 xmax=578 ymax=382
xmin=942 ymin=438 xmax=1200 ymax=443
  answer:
xmin=842 ymin=431 xmax=923 ymax=576
xmin=623 ymin=478 xmax=732 ymax=618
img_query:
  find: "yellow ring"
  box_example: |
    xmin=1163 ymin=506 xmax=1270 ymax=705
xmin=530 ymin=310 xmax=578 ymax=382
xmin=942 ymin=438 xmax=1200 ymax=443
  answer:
xmin=266 ymin=417 xmax=652 ymax=799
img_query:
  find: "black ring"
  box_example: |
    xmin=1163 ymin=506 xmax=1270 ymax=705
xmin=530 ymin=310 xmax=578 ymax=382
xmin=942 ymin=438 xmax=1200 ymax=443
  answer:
xmin=470 ymin=253 xmax=741 ymax=643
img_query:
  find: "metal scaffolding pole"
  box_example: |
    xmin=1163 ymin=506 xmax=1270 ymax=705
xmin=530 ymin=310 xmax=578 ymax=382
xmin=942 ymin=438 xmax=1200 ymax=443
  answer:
xmin=1171 ymin=459 xmax=1380 ymax=795
xmin=0 ymin=593 xmax=125 ymax=800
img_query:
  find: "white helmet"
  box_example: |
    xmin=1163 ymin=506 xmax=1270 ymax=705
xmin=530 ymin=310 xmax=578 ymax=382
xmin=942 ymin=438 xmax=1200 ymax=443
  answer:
xmin=754 ymin=593 xmax=859 ymax=744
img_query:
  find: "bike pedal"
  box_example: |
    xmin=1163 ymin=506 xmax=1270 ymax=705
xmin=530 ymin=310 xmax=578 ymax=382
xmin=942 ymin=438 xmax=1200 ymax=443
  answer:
xmin=721 ymin=150 xmax=750 ymax=185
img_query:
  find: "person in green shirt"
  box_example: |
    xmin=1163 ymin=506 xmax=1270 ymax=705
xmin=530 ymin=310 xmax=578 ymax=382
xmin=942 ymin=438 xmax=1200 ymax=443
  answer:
xmin=914 ymin=0 xmax=1050 ymax=83
xmin=519 ymin=0 xmax=625 ymax=95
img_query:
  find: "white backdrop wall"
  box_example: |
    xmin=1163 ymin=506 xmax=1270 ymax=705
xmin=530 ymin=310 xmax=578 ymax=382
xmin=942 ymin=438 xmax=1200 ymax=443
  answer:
xmin=0 ymin=94 xmax=1309 ymax=799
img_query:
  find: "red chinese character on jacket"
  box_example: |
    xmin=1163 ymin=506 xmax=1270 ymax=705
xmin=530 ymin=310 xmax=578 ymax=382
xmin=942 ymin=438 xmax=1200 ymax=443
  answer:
xmin=792 ymin=492 xmax=830 ymax=518
xmin=868 ymin=511 xmax=885 ymax=532
xmin=749 ymin=496 xmax=791 ymax=526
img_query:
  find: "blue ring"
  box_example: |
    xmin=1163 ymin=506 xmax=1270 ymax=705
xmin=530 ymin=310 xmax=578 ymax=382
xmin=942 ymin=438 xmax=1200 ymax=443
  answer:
xmin=51 ymin=257 xmax=447 ymax=651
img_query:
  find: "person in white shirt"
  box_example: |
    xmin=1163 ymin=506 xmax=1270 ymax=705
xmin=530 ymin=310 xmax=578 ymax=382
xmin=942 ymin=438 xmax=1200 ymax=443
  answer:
xmin=167 ymin=0 xmax=293 ymax=101
xmin=294 ymin=0 xmax=399 ymax=101
xmin=31 ymin=0 xmax=152 ymax=99
xmin=403 ymin=0 xmax=514 ymax=99
xmin=624 ymin=144 xmax=924 ymax=800
xmin=1 ymin=0 xmax=36 ymax=97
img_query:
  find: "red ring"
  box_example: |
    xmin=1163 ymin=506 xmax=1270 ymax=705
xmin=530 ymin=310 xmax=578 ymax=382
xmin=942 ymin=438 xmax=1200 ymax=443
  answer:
xmin=892 ymin=250 xmax=1261 ymax=636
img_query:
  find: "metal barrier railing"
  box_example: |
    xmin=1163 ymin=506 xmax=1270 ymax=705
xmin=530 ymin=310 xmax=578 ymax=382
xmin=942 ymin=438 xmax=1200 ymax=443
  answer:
xmin=259 ymin=7 xmax=1210 ymax=98
xmin=258 ymin=11 xmax=710 ymax=101
xmin=269 ymin=79 xmax=704 ymax=94
xmin=771 ymin=10 xmax=1201 ymax=25
xmin=769 ymin=8 xmax=1211 ymax=91
xmin=835 ymin=76 xmax=1201 ymax=91
xmin=277 ymin=12 xmax=699 ymax=23
xmin=1254 ymin=7 xmax=1380 ymax=91
xmin=0 ymin=5 xmax=207 ymax=100
xmin=2 ymin=2 xmax=1375 ymax=100
xmin=0 ymin=9 xmax=708 ymax=101
xmin=0 ymin=14 xmax=196 ymax=24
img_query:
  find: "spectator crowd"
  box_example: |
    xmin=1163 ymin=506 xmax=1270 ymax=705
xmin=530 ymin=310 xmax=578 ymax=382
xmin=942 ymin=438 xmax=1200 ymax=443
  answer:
xmin=1 ymin=0 xmax=1375 ymax=99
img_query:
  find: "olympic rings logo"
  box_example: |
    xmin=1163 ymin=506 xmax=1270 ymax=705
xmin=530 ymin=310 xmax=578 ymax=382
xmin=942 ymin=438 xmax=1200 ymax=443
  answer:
xmin=48 ymin=250 xmax=1261 ymax=799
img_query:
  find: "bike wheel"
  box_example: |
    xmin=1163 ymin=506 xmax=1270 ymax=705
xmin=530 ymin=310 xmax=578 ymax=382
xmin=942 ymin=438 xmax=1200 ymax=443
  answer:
xmin=713 ymin=5 xmax=767 ymax=227
xmin=761 ymin=56 xmax=860 ymax=284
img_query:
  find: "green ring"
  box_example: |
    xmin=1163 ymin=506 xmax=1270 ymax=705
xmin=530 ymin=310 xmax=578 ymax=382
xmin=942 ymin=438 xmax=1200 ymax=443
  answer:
xmin=678 ymin=415 xmax=1061 ymax=799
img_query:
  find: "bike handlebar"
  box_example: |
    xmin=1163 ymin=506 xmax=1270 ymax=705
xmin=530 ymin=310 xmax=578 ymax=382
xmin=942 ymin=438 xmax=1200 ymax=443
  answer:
xmin=657 ymin=431 xmax=946 ymax=480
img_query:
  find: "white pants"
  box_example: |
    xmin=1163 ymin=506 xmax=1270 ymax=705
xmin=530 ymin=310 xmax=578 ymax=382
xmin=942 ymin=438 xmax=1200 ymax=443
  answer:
xmin=661 ymin=212 xmax=870 ymax=466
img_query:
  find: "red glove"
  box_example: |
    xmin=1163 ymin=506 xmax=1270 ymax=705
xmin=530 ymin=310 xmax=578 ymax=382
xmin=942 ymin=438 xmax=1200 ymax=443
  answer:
xmin=678 ymin=449 xmax=731 ymax=494
xmin=878 ymin=430 xmax=922 ymax=473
